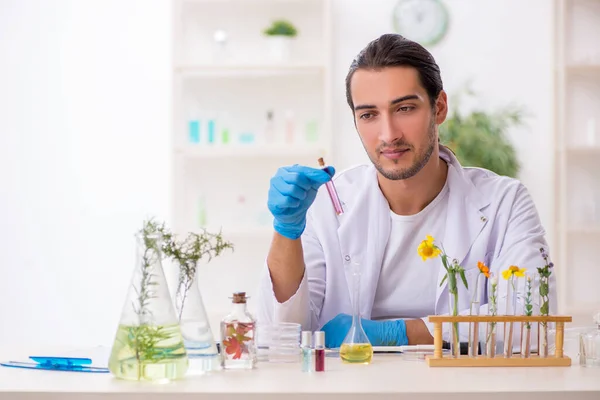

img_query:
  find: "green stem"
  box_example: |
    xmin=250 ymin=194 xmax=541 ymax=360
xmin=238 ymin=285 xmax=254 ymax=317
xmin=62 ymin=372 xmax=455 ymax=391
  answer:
xmin=448 ymin=271 xmax=459 ymax=355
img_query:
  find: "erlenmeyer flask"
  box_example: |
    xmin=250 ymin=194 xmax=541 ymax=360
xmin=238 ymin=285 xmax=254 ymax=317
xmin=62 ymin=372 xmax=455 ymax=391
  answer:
xmin=340 ymin=263 xmax=373 ymax=364
xmin=174 ymin=263 xmax=220 ymax=373
xmin=108 ymin=226 xmax=188 ymax=381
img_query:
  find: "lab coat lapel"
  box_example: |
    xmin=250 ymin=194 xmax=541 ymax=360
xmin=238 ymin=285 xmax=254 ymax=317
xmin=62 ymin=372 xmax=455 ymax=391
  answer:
xmin=337 ymin=167 xmax=390 ymax=319
xmin=435 ymin=148 xmax=490 ymax=307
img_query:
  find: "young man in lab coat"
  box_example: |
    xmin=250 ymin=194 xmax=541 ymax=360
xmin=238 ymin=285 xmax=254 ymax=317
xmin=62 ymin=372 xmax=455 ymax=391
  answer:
xmin=257 ymin=33 xmax=556 ymax=349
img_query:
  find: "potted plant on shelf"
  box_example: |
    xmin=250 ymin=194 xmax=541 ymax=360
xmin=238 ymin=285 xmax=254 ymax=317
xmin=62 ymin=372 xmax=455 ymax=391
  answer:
xmin=263 ymin=19 xmax=298 ymax=63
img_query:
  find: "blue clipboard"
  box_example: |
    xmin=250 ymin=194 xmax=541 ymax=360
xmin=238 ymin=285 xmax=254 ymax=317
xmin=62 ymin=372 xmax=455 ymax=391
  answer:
xmin=0 ymin=356 xmax=109 ymax=373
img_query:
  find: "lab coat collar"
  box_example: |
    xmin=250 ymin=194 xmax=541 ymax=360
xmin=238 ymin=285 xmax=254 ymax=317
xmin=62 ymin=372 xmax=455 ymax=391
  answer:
xmin=336 ymin=145 xmax=491 ymax=318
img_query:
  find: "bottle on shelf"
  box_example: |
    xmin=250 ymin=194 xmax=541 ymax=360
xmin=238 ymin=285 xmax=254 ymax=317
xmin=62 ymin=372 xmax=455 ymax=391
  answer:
xmin=305 ymin=119 xmax=319 ymax=143
xmin=188 ymin=102 xmax=201 ymax=145
xmin=264 ymin=110 xmax=275 ymax=144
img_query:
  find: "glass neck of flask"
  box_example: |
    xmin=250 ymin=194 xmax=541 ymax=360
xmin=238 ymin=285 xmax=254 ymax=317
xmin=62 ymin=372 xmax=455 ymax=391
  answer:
xmin=352 ymin=273 xmax=361 ymax=323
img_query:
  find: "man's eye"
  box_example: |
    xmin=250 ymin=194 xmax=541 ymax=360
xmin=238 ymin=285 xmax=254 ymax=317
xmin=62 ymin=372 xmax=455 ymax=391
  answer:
xmin=397 ymin=106 xmax=414 ymax=112
xmin=360 ymin=113 xmax=373 ymax=120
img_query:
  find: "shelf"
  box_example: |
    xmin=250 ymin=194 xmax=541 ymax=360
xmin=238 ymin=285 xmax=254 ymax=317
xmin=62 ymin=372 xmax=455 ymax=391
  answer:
xmin=175 ymin=64 xmax=326 ymax=78
xmin=565 ymin=64 xmax=600 ymax=73
xmin=564 ymin=146 xmax=600 ymax=155
xmin=183 ymin=0 xmax=318 ymax=3
xmin=175 ymin=144 xmax=328 ymax=159
xmin=182 ymin=226 xmax=273 ymax=238
xmin=568 ymin=226 xmax=600 ymax=234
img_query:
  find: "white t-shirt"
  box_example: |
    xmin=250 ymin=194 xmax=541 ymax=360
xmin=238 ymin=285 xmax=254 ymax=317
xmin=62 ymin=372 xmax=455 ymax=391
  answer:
xmin=371 ymin=180 xmax=450 ymax=320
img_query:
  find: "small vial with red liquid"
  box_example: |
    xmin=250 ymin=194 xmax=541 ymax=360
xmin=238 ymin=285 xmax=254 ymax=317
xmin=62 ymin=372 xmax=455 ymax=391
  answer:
xmin=314 ymin=331 xmax=325 ymax=372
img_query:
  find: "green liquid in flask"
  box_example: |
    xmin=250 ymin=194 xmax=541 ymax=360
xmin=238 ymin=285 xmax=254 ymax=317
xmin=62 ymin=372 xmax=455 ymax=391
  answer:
xmin=340 ymin=343 xmax=373 ymax=364
xmin=108 ymin=324 xmax=189 ymax=381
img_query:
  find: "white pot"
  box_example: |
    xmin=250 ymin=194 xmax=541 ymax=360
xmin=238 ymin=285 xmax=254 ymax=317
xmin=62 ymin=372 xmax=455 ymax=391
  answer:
xmin=266 ymin=36 xmax=293 ymax=63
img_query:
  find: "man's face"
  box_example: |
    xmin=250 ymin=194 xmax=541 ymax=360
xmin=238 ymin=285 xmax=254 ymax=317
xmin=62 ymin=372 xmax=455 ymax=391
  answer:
xmin=350 ymin=66 xmax=442 ymax=180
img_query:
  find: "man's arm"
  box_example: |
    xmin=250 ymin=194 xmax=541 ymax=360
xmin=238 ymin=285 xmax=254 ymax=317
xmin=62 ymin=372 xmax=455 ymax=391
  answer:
xmin=267 ymin=233 xmax=305 ymax=303
xmin=405 ymin=319 xmax=434 ymax=345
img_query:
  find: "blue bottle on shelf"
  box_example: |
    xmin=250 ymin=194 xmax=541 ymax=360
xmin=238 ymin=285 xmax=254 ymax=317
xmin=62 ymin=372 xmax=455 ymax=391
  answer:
xmin=189 ymin=120 xmax=200 ymax=144
xmin=207 ymin=119 xmax=216 ymax=144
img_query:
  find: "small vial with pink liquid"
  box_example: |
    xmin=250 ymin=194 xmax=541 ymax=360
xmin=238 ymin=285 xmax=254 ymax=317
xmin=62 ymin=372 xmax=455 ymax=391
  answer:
xmin=318 ymin=157 xmax=344 ymax=215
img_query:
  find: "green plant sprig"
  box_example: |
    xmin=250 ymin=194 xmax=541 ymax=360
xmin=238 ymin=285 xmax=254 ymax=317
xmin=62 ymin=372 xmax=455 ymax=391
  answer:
xmin=125 ymin=325 xmax=172 ymax=379
xmin=537 ymin=247 xmax=553 ymax=323
xmin=118 ymin=218 xmax=174 ymax=375
xmin=486 ymin=275 xmax=498 ymax=344
xmin=133 ymin=219 xmax=164 ymax=323
xmin=524 ymin=275 xmax=533 ymax=329
xmin=160 ymin=226 xmax=234 ymax=320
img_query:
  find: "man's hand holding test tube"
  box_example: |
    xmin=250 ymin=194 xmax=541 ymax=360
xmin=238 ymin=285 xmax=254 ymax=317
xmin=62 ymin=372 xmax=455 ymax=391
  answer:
xmin=267 ymin=160 xmax=336 ymax=240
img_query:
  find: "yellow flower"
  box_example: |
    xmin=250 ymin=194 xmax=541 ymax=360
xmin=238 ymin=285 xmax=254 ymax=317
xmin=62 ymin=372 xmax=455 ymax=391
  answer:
xmin=418 ymin=235 xmax=441 ymax=261
xmin=502 ymin=265 xmax=526 ymax=280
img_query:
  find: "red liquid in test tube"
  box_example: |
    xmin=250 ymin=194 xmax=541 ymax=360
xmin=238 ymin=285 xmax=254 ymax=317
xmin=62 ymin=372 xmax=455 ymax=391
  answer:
xmin=314 ymin=331 xmax=325 ymax=372
xmin=318 ymin=157 xmax=344 ymax=215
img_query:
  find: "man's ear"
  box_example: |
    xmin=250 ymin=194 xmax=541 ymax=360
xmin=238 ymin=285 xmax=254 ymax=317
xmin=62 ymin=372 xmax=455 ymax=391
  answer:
xmin=435 ymin=90 xmax=448 ymax=125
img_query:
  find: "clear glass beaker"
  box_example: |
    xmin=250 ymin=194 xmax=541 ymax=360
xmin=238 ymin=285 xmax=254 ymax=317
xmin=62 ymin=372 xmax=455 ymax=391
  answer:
xmin=256 ymin=322 xmax=301 ymax=363
xmin=340 ymin=263 xmax=373 ymax=364
xmin=174 ymin=263 xmax=220 ymax=373
xmin=580 ymin=312 xmax=600 ymax=368
xmin=108 ymin=225 xmax=188 ymax=381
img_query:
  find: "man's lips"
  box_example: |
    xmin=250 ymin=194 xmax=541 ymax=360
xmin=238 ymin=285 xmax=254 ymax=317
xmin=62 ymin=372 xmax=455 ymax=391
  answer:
xmin=381 ymin=148 xmax=410 ymax=159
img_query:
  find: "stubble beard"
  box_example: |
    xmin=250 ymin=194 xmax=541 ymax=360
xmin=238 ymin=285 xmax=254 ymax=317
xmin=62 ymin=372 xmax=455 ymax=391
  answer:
xmin=369 ymin=118 xmax=437 ymax=181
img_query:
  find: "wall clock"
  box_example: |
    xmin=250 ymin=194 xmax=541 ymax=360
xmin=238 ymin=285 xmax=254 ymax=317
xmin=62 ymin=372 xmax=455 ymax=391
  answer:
xmin=392 ymin=0 xmax=449 ymax=47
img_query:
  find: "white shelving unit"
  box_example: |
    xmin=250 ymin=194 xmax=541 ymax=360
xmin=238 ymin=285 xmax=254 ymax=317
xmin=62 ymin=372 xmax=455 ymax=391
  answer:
xmin=170 ymin=0 xmax=333 ymax=320
xmin=554 ymin=0 xmax=600 ymax=318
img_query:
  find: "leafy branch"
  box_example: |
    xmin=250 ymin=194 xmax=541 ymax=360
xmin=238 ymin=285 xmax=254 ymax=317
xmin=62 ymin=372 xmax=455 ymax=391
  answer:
xmin=159 ymin=225 xmax=234 ymax=321
xmin=524 ymin=275 xmax=533 ymax=329
xmin=118 ymin=218 xmax=175 ymax=375
xmin=537 ymin=248 xmax=554 ymax=327
xmin=486 ymin=276 xmax=498 ymax=344
xmin=133 ymin=218 xmax=163 ymax=324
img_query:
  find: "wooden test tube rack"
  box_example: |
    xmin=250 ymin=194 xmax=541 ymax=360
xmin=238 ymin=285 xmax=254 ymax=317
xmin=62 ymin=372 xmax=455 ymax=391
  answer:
xmin=426 ymin=315 xmax=572 ymax=367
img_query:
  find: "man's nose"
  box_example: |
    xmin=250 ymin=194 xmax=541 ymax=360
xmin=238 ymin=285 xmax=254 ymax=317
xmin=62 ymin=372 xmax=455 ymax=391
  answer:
xmin=379 ymin=113 xmax=400 ymax=143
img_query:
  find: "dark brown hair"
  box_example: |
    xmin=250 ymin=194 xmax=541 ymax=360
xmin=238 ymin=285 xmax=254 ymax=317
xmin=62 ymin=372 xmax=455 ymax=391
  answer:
xmin=345 ymin=33 xmax=443 ymax=111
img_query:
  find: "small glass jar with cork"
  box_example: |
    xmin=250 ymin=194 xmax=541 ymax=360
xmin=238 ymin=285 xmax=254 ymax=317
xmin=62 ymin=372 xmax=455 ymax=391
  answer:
xmin=220 ymin=292 xmax=257 ymax=369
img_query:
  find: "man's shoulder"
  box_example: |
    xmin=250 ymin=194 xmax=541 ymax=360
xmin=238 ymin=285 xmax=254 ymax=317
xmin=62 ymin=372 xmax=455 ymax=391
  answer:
xmin=460 ymin=165 xmax=527 ymax=202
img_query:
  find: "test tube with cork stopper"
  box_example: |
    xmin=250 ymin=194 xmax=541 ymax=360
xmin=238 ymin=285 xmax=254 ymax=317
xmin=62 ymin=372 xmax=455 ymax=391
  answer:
xmin=318 ymin=157 xmax=344 ymax=215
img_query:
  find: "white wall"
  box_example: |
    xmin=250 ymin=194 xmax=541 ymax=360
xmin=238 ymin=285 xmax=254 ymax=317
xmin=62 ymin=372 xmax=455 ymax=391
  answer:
xmin=0 ymin=0 xmax=556 ymax=348
xmin=0 ymin=0 xmax=172 ymax=347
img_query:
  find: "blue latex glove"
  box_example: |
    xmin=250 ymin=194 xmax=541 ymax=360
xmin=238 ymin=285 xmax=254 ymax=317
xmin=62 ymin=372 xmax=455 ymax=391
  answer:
xmin=267 ymin=164 xmax=335 ymax=240
xmin=320 ymin=313 xmax=408 ymax=349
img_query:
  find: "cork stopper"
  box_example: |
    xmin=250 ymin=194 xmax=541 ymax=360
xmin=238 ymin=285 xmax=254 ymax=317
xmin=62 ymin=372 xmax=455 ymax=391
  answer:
xmin=232 ymin=292 xmax=247 ymax=304
xmin=317 ymin=157 xmax=325 ymax=167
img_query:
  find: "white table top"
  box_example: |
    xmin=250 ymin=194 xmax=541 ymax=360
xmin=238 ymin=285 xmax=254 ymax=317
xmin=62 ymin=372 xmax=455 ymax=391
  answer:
xmin=1 ymin=347 xmax=600 ymax=400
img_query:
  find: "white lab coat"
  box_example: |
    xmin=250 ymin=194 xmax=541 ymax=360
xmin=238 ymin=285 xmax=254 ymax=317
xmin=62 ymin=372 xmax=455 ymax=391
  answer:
xmin=257 ymin=145 xmax=557 ymax=348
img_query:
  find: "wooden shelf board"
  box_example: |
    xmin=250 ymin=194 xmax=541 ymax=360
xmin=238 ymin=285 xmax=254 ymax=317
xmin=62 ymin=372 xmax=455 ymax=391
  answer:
xmin=567 ymin=226 xmax=600 ymax=234
xmin=565 ymin=146 xmax=600 ymax=155
xmin=426 ymin=355 xmax=571 ymax=367
xmin=566 ymin=64 xmax=600 ymax=73
xmin=175 ymin=64 xmax=325 ymax=77
xmin=175 ymin=144 xmax=328 ymax=159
